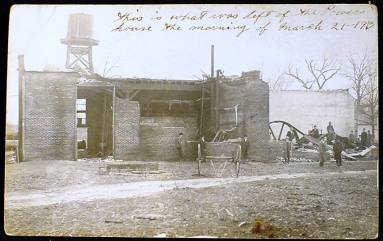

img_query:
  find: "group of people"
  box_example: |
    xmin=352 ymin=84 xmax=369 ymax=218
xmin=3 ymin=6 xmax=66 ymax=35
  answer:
xmin=307 ymin=122 xmax=335 ymax=141
xmin=349 ymin=128 xmax=373 ymax=148
xmin=311 ymin=122 xmax=343 ymax=167
xmin=177 ymin=121 xmax=370 ymax=166
xmin=176 ymin=133 xmax=250 ymax=162
xmin=284 ymin=121 xmax=343 ymax=167
xmin=318 ymin=138 xmax=344 ymax=167
xmin=308 ymin=125 xmax=320 ymax=139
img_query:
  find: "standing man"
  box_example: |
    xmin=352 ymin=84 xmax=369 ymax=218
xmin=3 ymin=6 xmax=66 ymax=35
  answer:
xmin=360 ymin=128 xmax=367 ymax=147
xmin=286 ymin=129 xmax=294 ymax=142
xmin=284 ymin=133 xmax=292 ymax=164
xmin=349 ymin=130 xmax=355 ymax=144
xmin=200 ymin=136 xmax=206 ymax=162
xmin=333 ymin=138 xmax=344 ymax=167
xmin=327 ymin=121 xmax=335 ymax=133
xmin=318 ymin=139 xmax=327 ymax=167
xmin=312 ymin=125 xmax=320 ymax=139
xmin=367 ymin=130 xmax=372 ymax=147
xmin=327 ymin=121 xmax=335 ymax=144
xmin=241 ymin=135 xmax=249 ymax=161
xmin=176 ymin=133 xmax=186 ymax=161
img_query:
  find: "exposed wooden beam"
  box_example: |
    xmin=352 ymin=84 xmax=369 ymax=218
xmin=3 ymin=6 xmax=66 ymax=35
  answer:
xmin=129 ymin=90 xmax=140 ymax=100
xmin=91 ymin=74 xmax=201 ymax=91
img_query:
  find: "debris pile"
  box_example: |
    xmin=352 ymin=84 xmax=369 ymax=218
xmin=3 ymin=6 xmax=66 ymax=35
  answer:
xmin=5 ymin=151 xmax=17 ymax=164
xmin=344 ymin=145 xmax=376 ymax=158
xmin=276 ymin=156 xmax=317 ymax=163
xmin=98 ymin=161 xmax=163 ymax=176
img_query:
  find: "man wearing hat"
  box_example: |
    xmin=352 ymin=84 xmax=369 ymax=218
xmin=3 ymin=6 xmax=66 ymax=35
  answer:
xmin=176 ymin=132 xmax=186 ymax=161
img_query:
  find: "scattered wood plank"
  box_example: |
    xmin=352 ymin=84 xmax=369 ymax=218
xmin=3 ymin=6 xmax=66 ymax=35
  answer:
xmin=104 ymin=220 xmax=123 ymax=224
xmin=224 ymin=208 xmax=234 ymax=217
xmin=133 ymin=214 xmax=164 ymax=220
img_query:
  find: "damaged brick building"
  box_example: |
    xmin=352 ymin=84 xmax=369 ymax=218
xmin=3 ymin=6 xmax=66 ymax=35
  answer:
xmin=19 ymin=69 xmax=270 ymax=162
xmin=17 ymin=13 xmax=270 ymax=162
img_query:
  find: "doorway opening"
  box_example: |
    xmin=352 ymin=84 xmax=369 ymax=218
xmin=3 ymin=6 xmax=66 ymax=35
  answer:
xmin=77 ymin=86 xmax=114 ymax=158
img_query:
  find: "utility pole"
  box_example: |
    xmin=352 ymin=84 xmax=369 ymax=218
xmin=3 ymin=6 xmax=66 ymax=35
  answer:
xmin=215 ymin=69 xmax=220 ymax=132
xmin=18 ymin=55 xmax=24 ymax=162
xmin=199 ymin=76 xmax=205 ymax=137
xmin=211 ymin=45 xmax=214 ymax=78
xmin=209 ymin=45 xmax=216 ymax=134
xmin=209 ymin=45 xmax=220 ymax=133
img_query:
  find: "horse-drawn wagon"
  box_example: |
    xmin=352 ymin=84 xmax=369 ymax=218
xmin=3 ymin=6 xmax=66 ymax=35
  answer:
xmin=196 ymin=138 xmax=242 ymax=177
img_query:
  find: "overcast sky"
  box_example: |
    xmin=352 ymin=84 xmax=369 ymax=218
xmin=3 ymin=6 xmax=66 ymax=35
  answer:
xmin=6 ymin=4 xmax=378 ymax=125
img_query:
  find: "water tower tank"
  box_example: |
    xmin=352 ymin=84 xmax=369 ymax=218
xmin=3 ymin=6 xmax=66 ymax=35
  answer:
xmin=61 ymin=13 xmax=99 ymax=73
xmin=62 ymin=13 xmax=99 ymax=46
xmin=67 ymin=13 xmax=94 ymax=39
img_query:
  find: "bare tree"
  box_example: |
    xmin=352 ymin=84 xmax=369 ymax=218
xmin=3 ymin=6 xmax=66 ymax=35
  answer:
xmin=360 ymin=63 xmax=378 ymax=142
xmin=267 ymin=73 xmax=292 ymax=91
xmin=102 ymin=57 xmax=119 ymax=77
xmin=285 ymin=57 xmax=340 ymax=90
xmin=344 ymin=52 xmax=370 ymax=134
xmin=285 ymin=64 xmax=314 ymax=90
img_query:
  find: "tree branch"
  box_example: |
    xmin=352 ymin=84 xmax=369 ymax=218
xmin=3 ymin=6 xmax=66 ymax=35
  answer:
xmin=285 ymin=64 xmax=314 ymax=90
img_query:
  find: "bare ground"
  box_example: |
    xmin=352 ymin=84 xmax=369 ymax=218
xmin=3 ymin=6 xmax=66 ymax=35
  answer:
xmin=4 ymin=157 xmax=379 ymax=238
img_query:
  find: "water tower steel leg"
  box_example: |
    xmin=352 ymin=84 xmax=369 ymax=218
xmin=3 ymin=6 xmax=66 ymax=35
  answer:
xmin=66 ymin=46 xmax=71 ymax=69
xmin=77 ymin=55 xmax=89 ymax=68
xmin=88 ymin=47 xmax=94 ymax=73
xmin=68 ymin=54 xmax=83 ymax=68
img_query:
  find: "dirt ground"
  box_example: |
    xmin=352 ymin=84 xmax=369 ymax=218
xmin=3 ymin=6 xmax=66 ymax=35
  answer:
xmin=4 ymin=154 xmax=379 ymax=238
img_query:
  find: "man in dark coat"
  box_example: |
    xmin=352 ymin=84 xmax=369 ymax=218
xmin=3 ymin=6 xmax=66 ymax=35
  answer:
xmin=200 ymin=136 xmax=206 ymax=162
xmin=286 ymin=129 xmax=294 ymax=141
xmin=311 ymin=125 xmax=320 ymax=139
xmin=327 ymin=121 xmax=335 ymax=144
xmin=349 ymin=130 xmax=355 ymax=144
xmin=333 ymin=138 xmax=344 ymax=167
xmin=176 ymin=133 xmax=186 ymax=161
xmin=367 ymin=130 xmax=372 ymax=147
xmin=241 ymin=135 xmax=249 ymax=161
xmin=360 ymin=128 xmax=367 ymax=147
xmin=284 ymin=135 xmax=292 ymax=164
xmin=318 ymin=140 xmax=327 ymax=167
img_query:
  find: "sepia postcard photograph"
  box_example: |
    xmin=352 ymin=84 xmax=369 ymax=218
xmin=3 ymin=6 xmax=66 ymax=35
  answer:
xmin=4 ymin=3 xmax=379 ymax=239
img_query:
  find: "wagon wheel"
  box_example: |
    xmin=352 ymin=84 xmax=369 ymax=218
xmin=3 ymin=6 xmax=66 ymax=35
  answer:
xmin=269 ymin=120 xmax=305 ymax=142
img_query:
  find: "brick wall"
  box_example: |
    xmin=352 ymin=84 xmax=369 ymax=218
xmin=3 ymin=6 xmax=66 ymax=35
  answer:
xmin=23 ymin=71 xmax=78 ymax=161
xmin=139 ymin=117 xmax=197 ymax=161
xmin=114 ymin=100 xmax=140 ymax=160
xmin=218 ymin=78 xmax=270 ymax=161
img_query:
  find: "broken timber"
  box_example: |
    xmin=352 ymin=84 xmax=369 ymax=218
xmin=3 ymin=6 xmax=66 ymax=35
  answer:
xmin=99 ymin=161 xmax=159 ymax=174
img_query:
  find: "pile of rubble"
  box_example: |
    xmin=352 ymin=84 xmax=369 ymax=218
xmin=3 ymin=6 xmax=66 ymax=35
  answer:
xmin=5 ymin=151 xmax=17 ymax=164
xmin=291 ymin=142 xmax=377 ymax=161
xmin=276 ymin=156 xmax=317 ymax=163
xmin=77 ymin=156 xmax=122 ymax=163
xmin=344 ymin=145 xmax=377 ymax=158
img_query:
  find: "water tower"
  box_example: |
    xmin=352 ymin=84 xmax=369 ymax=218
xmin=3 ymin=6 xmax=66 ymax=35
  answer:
xmin=61 ymin=13 xmax=99 ymax=73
